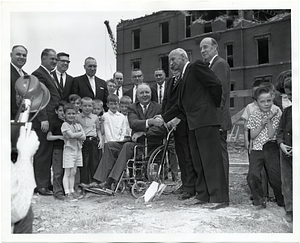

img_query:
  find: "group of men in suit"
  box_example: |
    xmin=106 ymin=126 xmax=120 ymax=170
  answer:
xmin=10 ymin=46 xmax=109 ymax=195
xmin=11 ymin=36 xmax=232 ymax=208
xmin=154 ymin=37 xmax=232 ymax=209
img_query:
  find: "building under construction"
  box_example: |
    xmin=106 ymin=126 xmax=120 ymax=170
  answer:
xmin=115 ymin=10 xmax=291 ymax=115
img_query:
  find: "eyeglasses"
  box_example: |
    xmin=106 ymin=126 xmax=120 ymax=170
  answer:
xmin=59 ymin=60 xmax=70 ymax=63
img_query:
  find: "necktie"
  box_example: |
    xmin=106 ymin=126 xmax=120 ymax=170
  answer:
xmin=116 ymin=87 xmax=119 ymax=96
xmin=60 ymin=73 xmax=64 ymax=88
xmin=51 ymin=74 xmax=62 ymax=94
xmin=89 ymin=77 xmax=96 ymax=95
xmin=159 ymin=84 xmax=163 ymax=104
xmin=18 ymin=69 xmax=24 ymax=77
xmin=143 ymin=105 xmax=147 ymax=115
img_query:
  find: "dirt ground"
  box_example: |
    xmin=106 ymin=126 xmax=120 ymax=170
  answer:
xmin=31 ymin=140 xmax=293 ymax=235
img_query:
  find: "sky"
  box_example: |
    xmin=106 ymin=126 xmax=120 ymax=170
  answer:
xmin=9 ymin=9 xmax=155 ymax=80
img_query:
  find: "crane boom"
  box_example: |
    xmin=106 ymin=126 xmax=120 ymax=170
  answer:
xmin=104 ymin=20 xmax=117 ymax=57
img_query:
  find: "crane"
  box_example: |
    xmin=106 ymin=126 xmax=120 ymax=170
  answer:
xmin=104 ymin=20 xmax=117 ymax=57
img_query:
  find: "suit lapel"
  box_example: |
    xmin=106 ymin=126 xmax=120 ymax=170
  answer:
xmin=209 ymin=55 xmax=219 ymax=69
xmin=51 ymin=71 xmax=63 ymax=95
xmin=84 ymin=75 xmax=94 ymax=96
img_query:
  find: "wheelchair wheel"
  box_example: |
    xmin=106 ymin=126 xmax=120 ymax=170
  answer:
xmin=147 ymin=144 xmax=169 ymax=183
xmin=111 ymin=180 xmax=126 ymax=193
xmin=131 ymin=181 xmax=147 ymax=198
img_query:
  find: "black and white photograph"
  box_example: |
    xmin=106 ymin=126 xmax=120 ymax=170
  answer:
xmin=1 ymin=0 xmax=299 ymax=242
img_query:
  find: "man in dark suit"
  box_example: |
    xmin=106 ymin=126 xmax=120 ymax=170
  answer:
xmin=157 ymin=48 xmax=229 ymax=209
xmin=151 ymin=68 xmax=166 ymax=104
xmin=162 ymin=70 xmax=195 ymax=199
xmin=93 ymin=83 xmax=165 ymax=189
xmin=10 ymin=45 xmax=28 ymax=120
xmin=200 ymin=37 xmax=232 ymax=190
xmin=113 ymin=71 xmax=129 ymax=100
xmin=72 ymin=57 xmax=108 ymax=109
xmin=32 ymin=48 xmax=61 ymax=196
xmin=124 ymin=69 xmax=158 ymax=103
xmin=52 ymin=52 xmax=74 ymax=101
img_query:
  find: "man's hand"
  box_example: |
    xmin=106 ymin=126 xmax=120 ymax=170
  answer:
xmin=280 ymin=143 xmax=292 ymax=157
xmin=149 ymin=115 xmax=164 ymax=126
xmin=17 ymin=124 xmax=40 ymax=160
xmin=41 ymin=121 xmax=49 ymax=133
xmin=131 ymin=132 xmax=146 ymax=143
xmin=167 ymin=117 xmax=181 ymax=129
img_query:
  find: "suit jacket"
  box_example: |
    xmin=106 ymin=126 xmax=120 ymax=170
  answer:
xmin=32 ymin=66 xmax=62 ymax=125
xmin=161 ymin=76 xmax=187 ymax=136
xmin=210 ymin=55 xmax=232 ymax=131
xmin=72 ymin=74 xmax=108 ymax=106
xmin=115 ymin=86 xmax=129 ymax=99
xmin=124 ymin=85 xmax=158 ymax=103
xmin=162 ymin=60 xmax=222 ymax=130
xmin=52 ymin=71 xmax=74 ymax=101
xmin=11 ymin=64 xmax=27 ymax=120
xmin=127 ymin=101 xmax=167 ymax=144
xmin=151 ymin=82 xmax=166 ymax=104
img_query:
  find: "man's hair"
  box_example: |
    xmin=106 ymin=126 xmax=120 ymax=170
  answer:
xmin=154 ymin=68 xmax=165 ymax=74
xmin=136 ymin=82 xmax=151 ymax=93
xmin=41 ymin=48 xmax=55 ymax=59
xmin=131 ymin=68 xmax=143 ymax=75
xmin=81 ymin=97 xmax=93 ymax=104
xmin=93 ymin=99 xmax=103 ymax=106
xmin=209 ymin=37 xmax=219 ymax=51
xmin=275 ymin=70 xmax=292 ymax=93
xmin=68 ymin=94 xmax=81 ymax=103
xmin=84 ymin=57 xmax=96 ymax=65
xmin=113 ymin=71 xmax=123 ymax=78
xmin=57 ymin=52 xmax=70 ymax=59
xmin=63 ymin=103 xmax=75 ymax=113
xmin=170 ymin=48 xmax=189 ymax=60
xmin=253 ymin=86 xmax=272 ymax=100
xmin=11 ymin=45 xmax=28 ymax=53
xmin=107 ymin=94 xmax=119 ymax=103
xmin=120 ymin=95 xmax=132 ymax=105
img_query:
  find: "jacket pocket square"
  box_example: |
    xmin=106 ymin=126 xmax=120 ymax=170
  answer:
xmin=99 ymin=87 xmax=104 ymax=90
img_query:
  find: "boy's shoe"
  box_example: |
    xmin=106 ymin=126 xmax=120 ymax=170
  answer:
xmin=65 ymin=193 xmax=78 ymax=202
xmin=73 ymin=191 xmax=84 ymax=200
xmin=284 ymin=211 xmax=293 ymax=223
xmin=253 ymin=200 xmax=266 ymax=210
xmin=54 ymin=194 xmax=65 ymax=201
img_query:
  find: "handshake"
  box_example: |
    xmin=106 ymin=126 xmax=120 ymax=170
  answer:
xmin=148 ymin=115 xmax=165 ymax=127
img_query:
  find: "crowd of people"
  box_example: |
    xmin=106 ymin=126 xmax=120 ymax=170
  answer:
xmin=10 ymin=37 xmax=293 ymax=233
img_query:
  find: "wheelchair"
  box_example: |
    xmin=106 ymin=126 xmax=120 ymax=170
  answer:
xmin=112 ymin=126 xmax=179 ymax=198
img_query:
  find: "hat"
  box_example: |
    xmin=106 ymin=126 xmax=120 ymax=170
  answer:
xmin=15 ymin=74 xmax=50 ymax=112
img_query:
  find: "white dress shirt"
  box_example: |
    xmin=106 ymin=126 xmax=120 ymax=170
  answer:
xmin=55 ymin=70 xmax=66 ymax=87
xmin=103 ymin=110 xmax=127 ymax=143
xmin=87 ymin=75 xmax=96 ymax=95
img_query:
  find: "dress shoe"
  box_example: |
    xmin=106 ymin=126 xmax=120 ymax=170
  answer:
xmin=54 ymin=194 xmax=65 ymax=201
xmin=89 ymin=182 xmax=99 ymax=188
xmin=252 ymin=200 xmax=266 ymax=210
xmin=284 ymin=211 xmax=293 ymax=223
xmin=173 ymin=186 xmax=183 ymax=195
xmin=79 ymin=183 xmax=90 ymax=189
xmin=99 ymin=181 xmax=110 ymax=189
xmin=204 ymin=202 xmax=229 ymax=210
xmin=178 ymin=192 xmax=194 ymax=200
xmin=183 ymin=197 xmax=208 ymax=206
xmin=37 ymin=188 xmax=53 ymax=196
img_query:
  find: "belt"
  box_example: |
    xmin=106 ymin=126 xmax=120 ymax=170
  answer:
xmin=86 ymin=136 xmax=98 ymax=141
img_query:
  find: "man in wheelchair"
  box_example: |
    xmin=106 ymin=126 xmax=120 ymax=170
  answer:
xmin=93 ymin=83 xmax=167 ymax=190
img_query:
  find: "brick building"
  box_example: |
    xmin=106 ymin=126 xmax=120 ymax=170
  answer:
xmin=116 ymin=10 xmax=291 ymax=115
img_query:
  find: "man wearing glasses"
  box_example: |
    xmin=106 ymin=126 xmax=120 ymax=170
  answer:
xmin=52 ymin=52 xmax=74 ymax=101
xmin=124 ymin=69 xmax=157 ymax=103
xmin=72 ymin=57 xmax=108 ymax=109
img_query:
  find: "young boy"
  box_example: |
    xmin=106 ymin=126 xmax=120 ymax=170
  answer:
xmin=276 ymin=76 xmax=293 ymax=222
xmin=246 ymin=86 xmax=284 ymax=209
xmin=241 ymin=81 xmax=281 ymax=201
xmin=76 ymin=97 xmax=102 ymax=187
xmin=102 ymin=94 xmax=128 ymax=143
xmin=46 ymin=102 xmax=65 ymax=201
xmin=68 ymin=94 xmax=81 ymax=114
xmin=119 ymin=95 xmax=132 ymax=138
